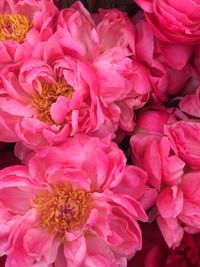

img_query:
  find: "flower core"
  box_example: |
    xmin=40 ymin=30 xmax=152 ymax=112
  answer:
xmin=32 ymin=79 xmax=74 ymax=124
xmin=33 ymin=184 xmax=91 ymax=240
xmin=0 ymin=14 xmax=32 ymax=43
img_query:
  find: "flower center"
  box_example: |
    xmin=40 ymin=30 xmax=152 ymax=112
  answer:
xmin=33 ymin=184 xmax=91 ymax=240
xmin=0 ymin=14 xmax=32 ymax=43
xmin=32 ymin=79 xmax=74 ymax=125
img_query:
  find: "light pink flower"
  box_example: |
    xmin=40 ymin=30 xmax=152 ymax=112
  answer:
xmin=0 ymin=135 xmax=147 ymax=267
xmin=0 ymin=0 xmax=57 ymax=64
xmin=135 ymin=0 xmax=200 ymax=45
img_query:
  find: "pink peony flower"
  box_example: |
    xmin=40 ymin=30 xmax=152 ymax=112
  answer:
xmin=56 ymin=1 xmax=136 ymax=62
xmin=165 ymin=120 xmax=200 ymax=168
xmin=0 ymin=45 xmax=117 ymax=148
xmin=0 ymin=0 xmax=57 ymax=64
xmin=0 ymin=5 xmax=152 ymax=147
xmin=156 ymin=170 xmax=200 ymax=248
xmin=135 ymin=0 xmax=200 ymax=45
xmin=134 ymin=13 xmax=193 ymax=69
xmin=130 ymin=108 xmax=185 ymax=190
xmin=133 ymin=13 xmax=194 ymax=105
xmin=0 ymin=135 xmax=147 ymax=267
xmin=55 ymin=2 xmax=151 ymax=132
xmin=93 ymin=50 xmax=151 ymax=132
xmin=94 ymin=7 xmax=136 ymax=55
xmin=179 ymin=86 xmax=200 ymax=118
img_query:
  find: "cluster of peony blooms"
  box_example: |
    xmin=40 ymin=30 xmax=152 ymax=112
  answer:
xmin=0 ymin=0 xmax=200 ymax=266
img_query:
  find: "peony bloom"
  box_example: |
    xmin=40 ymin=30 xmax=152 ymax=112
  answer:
xmin=55 ymin=2 xmax=151 ymax=132
xmin=130 ymin=108 xmax=185 ymax=190
xmin=156 ymin=170 xmax=200 ymax=248
xmin=0 ymin=44 xmax=116 ymax=149
xmin=56 ymin=1 xmax=136 ymax=62
xmin=135 ymin=0 xmax=200 ymax=45
xmin=0 ymin=135 xmax=147 ymax=267
xmin=93 ymin=51 xmax=150 ymax=133
xmin=0 ymin=5 xmax=152 ymax=148
xmin=133 ymin=13 xmax=193 ymax=104
xmin=0 ymin=0 xmax=57 ymax=64
xmin=179 ymin=86 xmax=200 ymax=118
xmin=165 ymin=120 xmax=200 ymax=168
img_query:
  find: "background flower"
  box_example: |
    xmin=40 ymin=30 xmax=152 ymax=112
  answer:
xmin=0 ymin=0 xmax=58 ymax=64
xmin=135 ymin=0 xmax=200 ymax=44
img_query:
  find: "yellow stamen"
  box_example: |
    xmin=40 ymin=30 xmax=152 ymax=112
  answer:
xmin=0 ymin=14 xmax=32 ymax=43
xmin=32 ymin=79 xmax=74 ymax=125
xmin=33 ymin=184 xmax=92 ymax=241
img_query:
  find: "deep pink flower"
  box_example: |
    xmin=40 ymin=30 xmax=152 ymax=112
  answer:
xmin=0 ymin=47 xmax=115 ymax=148
xmin=0 ymin=0 xmax=57 ymax=64
xmin=134 ymin=13 xmax=193 ymax=69
xmin=55 ymin=2 xmax=151 ymax=132
xmin=179 ymin=86 xmax=200 ymax=118
xmin=56 ymin=1 xmax=136 ymax=62
xmin=0 ymin=135 xmax=147 ymax=267
xmin=133 ymin=14 xmax=193 ymax=103
xmin=165 ymin=120 xmax=200 ymax=168
xmin=135 ymin=0 xmax=200 ymax=45
xmin=156 ymin=170 xmax=200 ymax=248
xmin=93 ymin=51 xmax=150 ymax=132
xmin=130 ymin=108 xmax=185 ymax=190
xmin=0 ymin=6 xmax=152 ymax=147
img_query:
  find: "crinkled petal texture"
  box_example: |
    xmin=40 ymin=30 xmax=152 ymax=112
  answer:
xmin=0 ymin=27 xmax=151 ymax=148
xmin=56 ymin=1 xmax=136 ymax=61
xmin=0 ymin=52 xmax=114 ymax=149
xmin=0 ymin=135 xmax=147 ymax=267
xmin=55 ymin=2 xmax=151 ymax=133
xmin=135 ymin=0 xmax=200 ymax=44
xmin=130 ymin=109 xmax=185 ymax=190
xmin=129 ymin=108 xmax=200 ymax=248
xmin=179 ymin=86 xmax=200 ymax=118
xmin=154 ymin=169 xmax=200 ymax=248
xmin=165 ymin=120 xmax=200 ymax=168
xmin=0 ymin=0 xmax=57 ymax=63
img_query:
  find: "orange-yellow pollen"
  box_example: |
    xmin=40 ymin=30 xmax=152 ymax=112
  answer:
xmin=0 ymin=14 xmax=32 ymax=43
xmin=33 ymin=184 xmax=91 ymax=240
xmin=32 ymin=79 xmax=74 ymax=125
